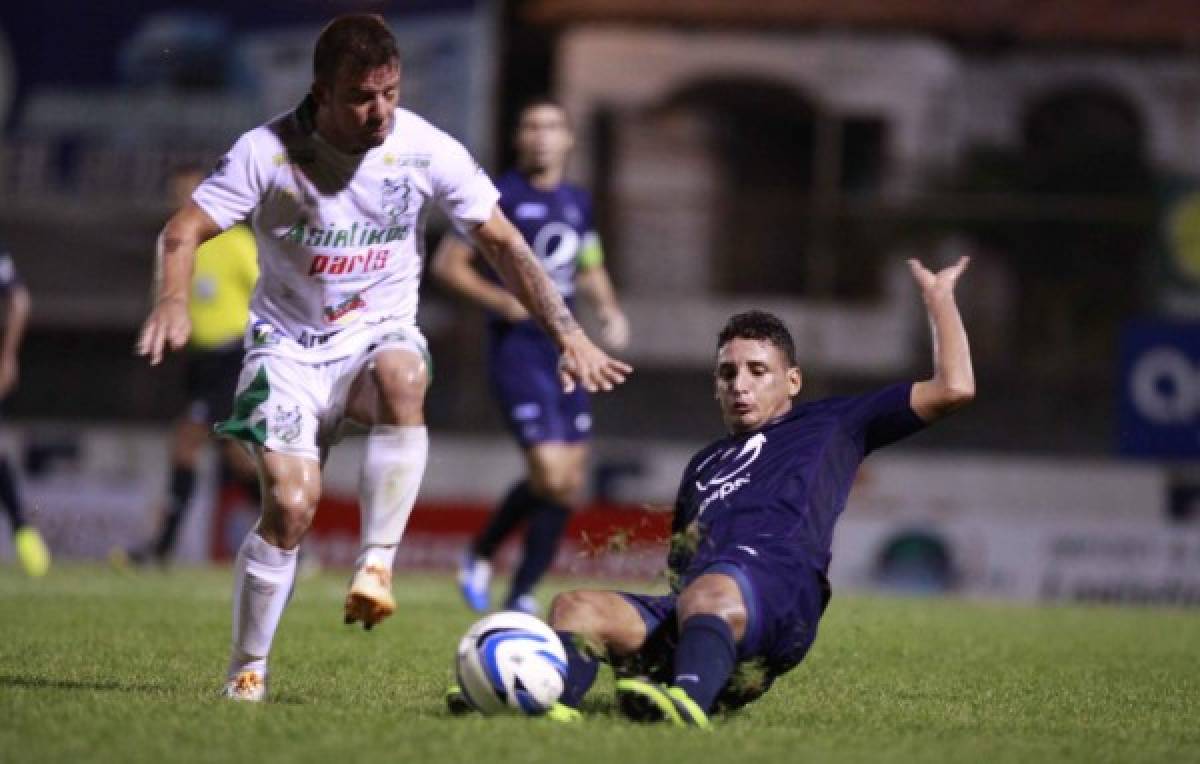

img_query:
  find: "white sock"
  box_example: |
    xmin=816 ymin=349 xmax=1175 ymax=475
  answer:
xmin=358 ymin=426 xmax=428 ymax=560
xmin=227 ymin=532 xmax=298 ymax=679
xmin=355 ymin=544 xmax=398 ymax=572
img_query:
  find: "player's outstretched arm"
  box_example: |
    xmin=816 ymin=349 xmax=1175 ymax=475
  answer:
xmin=136 ymin=202 xmax=220 ymax=366
xmin=429 ymin=234 xmax=530 ymax=322
xmin=468 ymin=207 xmax=632 ymax=393
xmin=909 ymin=256 xmax=975 ymax=422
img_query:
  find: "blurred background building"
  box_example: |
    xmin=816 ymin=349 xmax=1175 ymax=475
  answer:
xmin=1 ymin=1 xmax=1198 ymax=604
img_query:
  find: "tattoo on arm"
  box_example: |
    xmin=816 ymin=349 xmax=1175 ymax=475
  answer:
xmin=502 ymin=239 xmax=579 ymax=338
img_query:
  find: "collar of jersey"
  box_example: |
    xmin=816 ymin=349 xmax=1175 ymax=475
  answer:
xmin=294 ymin=94 xmax=387 ymax=160
xmin=718 ymin=403 xmax=802 ymax=448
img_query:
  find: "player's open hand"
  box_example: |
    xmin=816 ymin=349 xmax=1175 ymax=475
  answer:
xmin=908 ymin=256 xmax=969 ymax=302
xmin=136 ymin=297 xmax=191 ymax=366
xmin=558 ymin=329 xmax=632 ymax=393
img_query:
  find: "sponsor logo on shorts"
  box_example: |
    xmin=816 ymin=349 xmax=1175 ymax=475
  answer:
xmin=270 ymin=404 xmax=303 ymax=445
xmin=513 ymin=403 xmax=541 ymax=421
xmin=574 ymin=413 xmax=592 ymax=433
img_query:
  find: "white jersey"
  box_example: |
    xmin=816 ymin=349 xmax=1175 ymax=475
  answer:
xmin=193 ymin=97 xmax=499 ymax=361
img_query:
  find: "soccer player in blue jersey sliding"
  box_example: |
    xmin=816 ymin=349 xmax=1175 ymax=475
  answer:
xmin=543 ymin=256 xmax=974 ymax=727
xmin=432 ymin=98 xmax=629 ymax=614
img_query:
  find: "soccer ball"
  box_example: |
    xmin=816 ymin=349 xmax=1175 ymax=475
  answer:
xmin=455 ymin=611 xmax=567 ymax=715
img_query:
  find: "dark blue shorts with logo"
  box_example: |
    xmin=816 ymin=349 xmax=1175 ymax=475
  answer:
xmin=487 ymin=321 xmax=591 ymax=448
xmin=616 ymin=539 xmax=831 ymax=711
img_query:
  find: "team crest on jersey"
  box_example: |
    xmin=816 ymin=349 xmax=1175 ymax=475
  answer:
xmin=270 ymin=405 xmax=303 ymax=445
xmin=382 ymin=177 xmax=414 ymax=223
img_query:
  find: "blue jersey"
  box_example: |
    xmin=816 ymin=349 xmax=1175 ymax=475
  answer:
xmin=480 ymin=171 xmax=599 ymax=446
xmin=669 ymin=383 xmax=925 ymax=582
xmin=484 ymin=169 xmax=598 ymax=324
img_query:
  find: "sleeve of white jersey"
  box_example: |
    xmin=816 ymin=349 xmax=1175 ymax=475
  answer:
xmin=192 ymin=131 xmax=265 ymax=231
xmin=431 ymin=132 xmax=500 ymax=234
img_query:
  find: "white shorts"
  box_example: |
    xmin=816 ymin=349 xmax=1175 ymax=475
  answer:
xmin=215 ymin=320 xmax=429 ymax=462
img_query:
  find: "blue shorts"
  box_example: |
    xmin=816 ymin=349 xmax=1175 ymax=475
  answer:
xmin=617 ymin=542 xmax=830 ymax=710
xmin=487 ymin=322 xmax=591 ymax=448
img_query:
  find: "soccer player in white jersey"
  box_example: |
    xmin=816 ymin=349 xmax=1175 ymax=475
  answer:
xmin=136 ymin=14 xmax=630 ymax=702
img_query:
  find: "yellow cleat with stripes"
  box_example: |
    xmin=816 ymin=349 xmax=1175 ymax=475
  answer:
xmin=614 ymin=678 xmax=711 ymax=729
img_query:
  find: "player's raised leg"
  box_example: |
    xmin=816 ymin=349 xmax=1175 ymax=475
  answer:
xmin=342 ymin=346 xmax=430 ymax=629
xmin=224 ymin=449 xmax=320 ymax=700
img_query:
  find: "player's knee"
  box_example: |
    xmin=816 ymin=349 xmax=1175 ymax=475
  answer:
xmin=372 ymin=356 xmax=428 ymax=422
xmin=261 ymin=484 xmax=317 ymax=548
xmin=530 ymin=464 xmax=583 ymax=506
xmin=549 ymin=590 xmax=599 ymax=633
xmin=678 ymin=586 xmax=747 ymax=637
xmin=531 ymin=475 xmax=575 ymax=506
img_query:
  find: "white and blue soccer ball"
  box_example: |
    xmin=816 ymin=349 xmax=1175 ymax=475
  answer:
xmin=455 ymin=611 xmax=567 ymax=715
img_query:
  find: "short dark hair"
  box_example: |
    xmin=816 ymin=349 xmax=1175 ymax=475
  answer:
xmin=313 ymin=14 xmax=399 ymax=83
xmin=515 ymin=96 xmax=571 ymax=129
xmin=717 ymin=310 xmax=798 ymax=367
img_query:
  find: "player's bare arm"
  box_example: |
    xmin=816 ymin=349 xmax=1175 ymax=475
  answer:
xmin=0 ymin=282 xmax=31 ymax=398
xmin=136 ymin=202 xmax=221 ymax=365
xmin=575 ymin=264 xmax=629 ymax=349
xmin=909 ymin=256 xmax=975 ymax=422
xmin=469 ymin=207 xmax=632 ymax=393
xmin=429 ymin=234 xmax=529 ymax=322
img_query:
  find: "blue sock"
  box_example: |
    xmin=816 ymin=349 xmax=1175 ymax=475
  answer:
xmin=555 ymin=630 xmax=599 ymax=707
xmin=672 ymin=614 xmax=737 ymax=712
xmin=506 ymin=501 xmax=569 ymax=605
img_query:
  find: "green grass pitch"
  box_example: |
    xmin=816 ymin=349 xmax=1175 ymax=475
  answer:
xmin=1 ymin=564 xmax=1197 ymax=763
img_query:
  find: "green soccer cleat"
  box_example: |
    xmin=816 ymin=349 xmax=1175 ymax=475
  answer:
xmin=542 ymin=702 xmax=582 ymax=723
xmin=614 ymin=678 xmax=711 ymax=729
xmin=14 ymin=527 xmax=50 ymax=578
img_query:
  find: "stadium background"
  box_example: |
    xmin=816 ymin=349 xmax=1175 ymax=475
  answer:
xmin=0 ymin=0 xmax=1198 ymax=606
